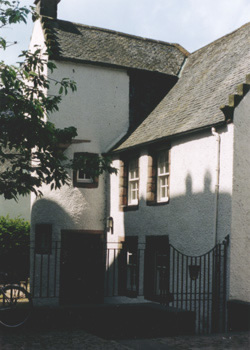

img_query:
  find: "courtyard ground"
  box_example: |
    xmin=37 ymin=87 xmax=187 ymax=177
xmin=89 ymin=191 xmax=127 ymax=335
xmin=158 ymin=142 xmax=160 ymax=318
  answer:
xmin=0 ymin=304 xmax=249 ymax=349
xmin=0 ymin=328 xmax=249 ymax=349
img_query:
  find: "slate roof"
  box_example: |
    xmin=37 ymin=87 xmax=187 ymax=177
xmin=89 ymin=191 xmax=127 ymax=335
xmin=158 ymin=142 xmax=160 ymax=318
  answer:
xmin=41 ymin=17 xmax=188 ymax=76
xmin=115 ymin=22 xmax=250 ymax=151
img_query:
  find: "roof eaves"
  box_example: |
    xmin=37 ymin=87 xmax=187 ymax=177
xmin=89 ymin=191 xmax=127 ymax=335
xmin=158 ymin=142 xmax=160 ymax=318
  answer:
xmin=111 ymin=120 xmax=227 ymax=154
xmin=113 ymin=71 xmax=250 ymax=154
xmin=40 ymin=16 xmax=189 ymax=64
xmin=48 ymin=55 xmax=182 ymax=77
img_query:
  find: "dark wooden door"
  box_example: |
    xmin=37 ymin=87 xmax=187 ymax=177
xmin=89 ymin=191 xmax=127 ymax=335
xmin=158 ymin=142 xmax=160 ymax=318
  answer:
xmin=60 ymin=232 xmax=104 ymax=304
xmin=144 ymin=235 xmax=170 ymax=303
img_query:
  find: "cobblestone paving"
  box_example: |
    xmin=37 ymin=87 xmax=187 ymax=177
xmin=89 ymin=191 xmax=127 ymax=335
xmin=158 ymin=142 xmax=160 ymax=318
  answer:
xmin=0 ymin=329 xmax=131 ymax=350
xmin=0 ymin=329 xmax=249 ymax=349
xmin=119 ymin=331 xmax=250 ymax=350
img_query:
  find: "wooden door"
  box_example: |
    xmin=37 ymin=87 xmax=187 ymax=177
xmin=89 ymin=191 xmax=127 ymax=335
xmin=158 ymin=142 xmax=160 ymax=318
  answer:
xmin=60 ymin=231 xmax=104 ymax=304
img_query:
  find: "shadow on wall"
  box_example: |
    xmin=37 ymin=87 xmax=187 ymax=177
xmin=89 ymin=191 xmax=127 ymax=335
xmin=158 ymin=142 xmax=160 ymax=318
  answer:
xmin=31 ymin=198 xmax=75 ymax=241
xmin=30 ymin=198 xmax=76 ymax=300
xmin=123 ymin=170 xmax=231 ymax=255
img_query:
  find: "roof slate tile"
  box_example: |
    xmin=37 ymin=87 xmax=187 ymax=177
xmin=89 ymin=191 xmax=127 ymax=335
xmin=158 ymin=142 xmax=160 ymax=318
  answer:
xmin=41 ymin=17 xmax=188 ymax=76
xmin=116 ymin=22 xmax=250 ymax=151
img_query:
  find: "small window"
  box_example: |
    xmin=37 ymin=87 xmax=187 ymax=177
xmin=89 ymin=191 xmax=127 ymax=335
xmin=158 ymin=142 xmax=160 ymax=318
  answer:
xmin=128 ymin=158 xmax=139 ymax=205
xmin=73 ymin=153 xmax=98 ymax=188
xmin=35 ymin=224 xmax=52 ymax=254
xmin=147 ymin=147 xmax=170 ymax=205
xmin=76 ymin=169 xmax=93 ymax=184
xmin=157 ymin=150 xmax=169 ymax=202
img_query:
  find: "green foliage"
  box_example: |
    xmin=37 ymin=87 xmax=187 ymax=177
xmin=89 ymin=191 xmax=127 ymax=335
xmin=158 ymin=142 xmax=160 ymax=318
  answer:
xmin=0 ymin=215 xmax=30 ymax=242
xmin=0 ymin=215 xmax=30 ymax=282
xmin=0 ymin=0 xmax=116 ymax=201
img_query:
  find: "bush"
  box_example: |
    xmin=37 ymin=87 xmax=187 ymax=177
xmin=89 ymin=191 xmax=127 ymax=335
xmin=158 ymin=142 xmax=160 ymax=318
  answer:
xmin=0 ymin=216 xmax=30 ymax=283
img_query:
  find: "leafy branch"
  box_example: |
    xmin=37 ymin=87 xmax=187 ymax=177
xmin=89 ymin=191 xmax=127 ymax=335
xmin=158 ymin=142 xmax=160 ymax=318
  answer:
xmin=0 ymin=0 xmax=116 ymax=200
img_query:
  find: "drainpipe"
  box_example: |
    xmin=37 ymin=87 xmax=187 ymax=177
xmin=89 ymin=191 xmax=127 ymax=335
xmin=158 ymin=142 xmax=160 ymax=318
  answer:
xmin=211 ymin=127 xmax=221 ymax=246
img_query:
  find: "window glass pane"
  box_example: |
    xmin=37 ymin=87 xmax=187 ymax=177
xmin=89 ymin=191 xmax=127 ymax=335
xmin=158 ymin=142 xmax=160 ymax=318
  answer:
xmin=128 ymin=158 xmax=139 ymax=205
xmin=157 ymin=150 xmax=169 ymax=202
xmin=160 ymin=177 xmax=166 ymax=186
xmin=129 ymin=159 xmax=139 ymax=180
xmin=77 ymin=170 xmax=93 ymax=183
xmin=159 ymin=164 xmax=165 ymax=175
xmin=161 ymin=185 xmax=166 ymax=198
xmin=158 ymin=150 xmax=169 ymax=175
xmin=78 ymin=170 xmax=85 ymax=179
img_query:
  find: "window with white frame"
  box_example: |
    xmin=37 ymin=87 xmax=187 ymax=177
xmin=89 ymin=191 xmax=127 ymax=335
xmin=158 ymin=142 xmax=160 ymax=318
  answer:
xmin=128 ymin=158 xmax=139 ymax=205
xmin=157 ymin=149 xmax=169 ymax=202
xmin=73 ymin=152 xmax=98 ymax=188
xmin=76 ymin=168 xmax=93 ymax=183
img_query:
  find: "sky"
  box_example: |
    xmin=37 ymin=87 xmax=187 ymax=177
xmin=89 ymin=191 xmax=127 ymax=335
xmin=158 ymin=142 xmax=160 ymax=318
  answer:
xmin=1 ymin=0 xmax=250 ymax=64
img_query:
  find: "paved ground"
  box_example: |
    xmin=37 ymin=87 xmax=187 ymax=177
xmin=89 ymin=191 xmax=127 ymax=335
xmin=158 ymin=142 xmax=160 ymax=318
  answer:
xmin=119 ymin=332 xmax=250 ymax=350
xmin=0 ymin=305 xmax=248 ymax=349
xmin=0 ymin=328 xmax=249 ymax=349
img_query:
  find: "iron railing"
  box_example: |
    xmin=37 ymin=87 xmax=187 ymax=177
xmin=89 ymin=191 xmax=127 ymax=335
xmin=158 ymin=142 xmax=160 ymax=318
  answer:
xmin=28 ymin=237 xmax=228 ymax=334
xmin=103 ymin=238 xmax=229 ymax=334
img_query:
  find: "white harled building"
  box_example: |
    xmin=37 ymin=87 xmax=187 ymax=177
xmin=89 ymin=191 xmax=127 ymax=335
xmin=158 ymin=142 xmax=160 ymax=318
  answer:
xmin=29 ymin=0 xmax=250 ymax=334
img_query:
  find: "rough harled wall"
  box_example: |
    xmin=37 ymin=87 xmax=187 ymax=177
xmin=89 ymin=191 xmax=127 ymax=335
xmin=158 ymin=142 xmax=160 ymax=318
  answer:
xmin=109 ymin=125 xmax=233 ymax=256
xmin=230 ymin=91 xmax=250 ymax=302
xmin=30 ymin=19 xmax=130 ymax=238
xmin=31 ymin=60 xmax=129 ymax=237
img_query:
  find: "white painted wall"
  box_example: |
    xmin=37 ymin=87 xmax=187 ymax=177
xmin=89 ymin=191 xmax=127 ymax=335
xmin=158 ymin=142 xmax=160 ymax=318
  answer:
xmin=230 ymin=91 xmax=250 ymax=302
xmin=30 ymin=50 xmax=130 ymax=238
xmin=47 ymin=61 xmax=129 ymax=153
xmin=29 ymin=19 xmax=48 ymax=57
xmin=109 ymin=126 xmax=234 ymax=256
xmin=28 ymin=19 xmax=131 ymax=303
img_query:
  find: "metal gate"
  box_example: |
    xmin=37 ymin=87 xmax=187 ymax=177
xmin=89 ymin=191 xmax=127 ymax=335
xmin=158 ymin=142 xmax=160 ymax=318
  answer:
xmin=104 ymin=236 xmax=229 ymax=334
xmin=30 ymin=236 xmax=229 ymax=334
xmin=163 ymin=237 xmax=229 ymax=334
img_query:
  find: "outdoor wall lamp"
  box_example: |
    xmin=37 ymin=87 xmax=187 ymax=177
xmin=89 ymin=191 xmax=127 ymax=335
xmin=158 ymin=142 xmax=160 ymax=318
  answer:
xmin=107 ymin=217 xmax=113 ymax=234
xmin=189 ymin=265 xmax=200 ymax=281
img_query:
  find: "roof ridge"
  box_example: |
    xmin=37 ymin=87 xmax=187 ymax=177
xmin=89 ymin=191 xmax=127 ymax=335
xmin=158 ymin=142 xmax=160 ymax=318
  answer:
xmin=41 ymin=16 xmax=189 ymax=56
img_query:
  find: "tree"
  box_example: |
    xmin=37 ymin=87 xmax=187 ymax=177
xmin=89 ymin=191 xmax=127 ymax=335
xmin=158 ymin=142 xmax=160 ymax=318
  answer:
xmin=0 ymin=0 xmax=115 ymax=201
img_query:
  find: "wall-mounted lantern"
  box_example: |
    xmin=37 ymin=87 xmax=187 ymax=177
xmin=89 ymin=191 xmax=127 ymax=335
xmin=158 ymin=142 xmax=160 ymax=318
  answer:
xmin=189 ymin=265 xmax=200 ymax=281
xmin=107 ymin=217 xmax=113 ymax=234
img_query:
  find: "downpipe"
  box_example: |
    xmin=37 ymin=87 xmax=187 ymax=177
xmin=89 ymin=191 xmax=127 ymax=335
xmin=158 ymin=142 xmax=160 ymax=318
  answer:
xmin=211 ymin=127 xmax=221 ymax=246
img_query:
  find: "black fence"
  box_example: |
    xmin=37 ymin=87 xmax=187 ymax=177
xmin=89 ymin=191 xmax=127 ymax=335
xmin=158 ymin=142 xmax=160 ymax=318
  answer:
xmin=0 ymin=239 xmax=29 ymax=286
xmin=104 ymin=237 xmax=229 ymax=334
xmin=28 ymin=238 xmax=228 ymax=334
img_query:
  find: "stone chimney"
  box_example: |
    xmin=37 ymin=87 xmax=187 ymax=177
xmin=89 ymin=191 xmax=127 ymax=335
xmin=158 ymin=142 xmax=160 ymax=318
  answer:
xmin=35 ymin=0 xmax=61 ymax=18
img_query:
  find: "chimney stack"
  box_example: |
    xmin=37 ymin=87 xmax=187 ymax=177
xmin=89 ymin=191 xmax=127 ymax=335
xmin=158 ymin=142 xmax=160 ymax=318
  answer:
xmin=35 ymin=0 xmax=61 ymax=19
